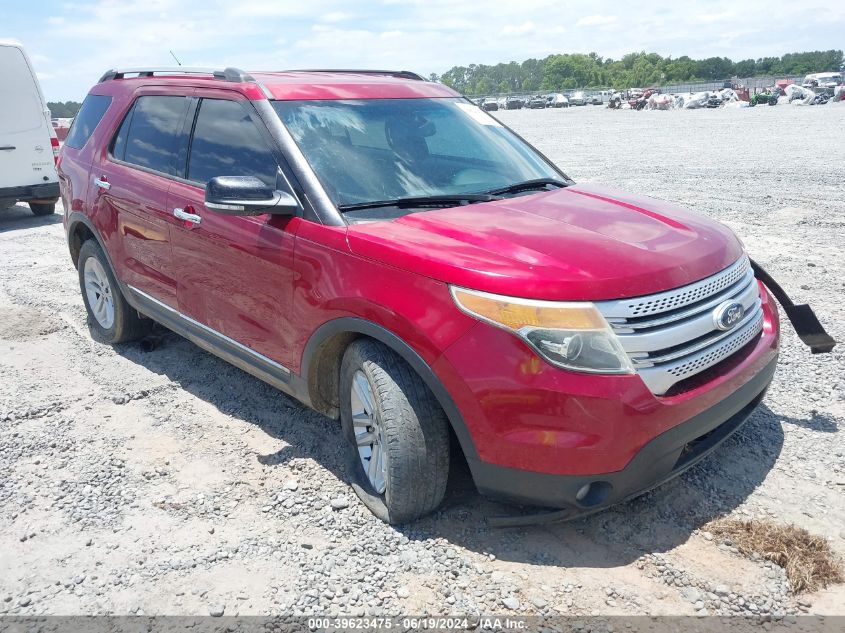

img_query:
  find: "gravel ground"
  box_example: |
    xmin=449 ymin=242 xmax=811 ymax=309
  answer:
xmin=1 ymin=103 xmax=843 ymax=618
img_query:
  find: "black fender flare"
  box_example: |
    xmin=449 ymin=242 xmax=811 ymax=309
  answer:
xmin=302 ymin=317 xmax=480 ymax=462
xmin=66 ymin=211 xmax=113 ymax=268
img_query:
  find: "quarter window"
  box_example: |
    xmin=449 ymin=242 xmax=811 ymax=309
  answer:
xmin=110 ymin=102 xmax=134 ymax=160
xmin=118 ymin=96 xmax=189 ymax=175
xmin=65 ymin=94 xmax=112 ymax=149
xmin=187 ymin=99 xmax=278 ymax=186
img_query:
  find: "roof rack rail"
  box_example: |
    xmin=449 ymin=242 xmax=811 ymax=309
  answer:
xmin=287 ymin=69 xmax=427 ymax=81
xmin=98 ymin=66 xmax=255 ymax=83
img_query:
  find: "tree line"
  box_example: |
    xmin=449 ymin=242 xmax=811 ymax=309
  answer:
xmin=434 ymin=50 xmax=844 ymax=95
xmin=48 ymin=101 xmax=83 ymax=118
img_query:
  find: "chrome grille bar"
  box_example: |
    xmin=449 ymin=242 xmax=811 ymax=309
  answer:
xmin=600 ymin=255 xmax=750 ymax=320
xmin=597 ymin=255 xmax=763 ymax=395
xmin=606 ymin=268 xmax=757 ymax=332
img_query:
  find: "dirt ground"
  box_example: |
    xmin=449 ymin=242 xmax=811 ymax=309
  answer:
xmin=1 ymin=103 xmax=844 ymax=618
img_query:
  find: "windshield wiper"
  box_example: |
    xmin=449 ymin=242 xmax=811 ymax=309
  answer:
xmin=338 ymin=193 xmax=499 ymax=212
xmin=487 ymin=178 xmax=569 ymax=196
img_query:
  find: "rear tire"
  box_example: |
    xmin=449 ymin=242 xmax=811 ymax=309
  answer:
xmin=29 ymin=202 xmax=56 ymax=216
xmin=78 ymin=239 xmax=151 ymax=344
xmin=340 ymin=339 xmax=450 ymax=524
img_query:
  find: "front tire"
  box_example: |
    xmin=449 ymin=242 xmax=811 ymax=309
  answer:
xmin=340 ymin=339 xmax=450 ymax=524
xmin=78 ymin=239 xmax=151 ymax=343
xmin=29 ymin=202 xmax=56 ymax=216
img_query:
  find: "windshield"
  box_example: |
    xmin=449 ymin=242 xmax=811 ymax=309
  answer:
xmin=272 ymin=98 xmax=563 ymax=209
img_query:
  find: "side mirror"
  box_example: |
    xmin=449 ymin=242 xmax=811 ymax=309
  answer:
xmin=204 ymin=176 xmax=298 ymax=216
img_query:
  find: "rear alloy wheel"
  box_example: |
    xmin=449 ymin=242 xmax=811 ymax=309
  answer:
xmin=340 ymin=339 xmax=450 ymax=524
xmin=84 ymin=257 xmax=116 ymax=330
xmin=77 ymin=239 xmax=150 ymax=343
xmin=29 ymin=202 xmax=56 ymax=216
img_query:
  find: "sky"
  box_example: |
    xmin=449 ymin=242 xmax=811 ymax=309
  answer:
xmin=2 ymin=0 xmax=844 ymax=101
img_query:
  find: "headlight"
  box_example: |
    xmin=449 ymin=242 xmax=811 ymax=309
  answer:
xmin=450 ymin=287 xmax=634 ymax=374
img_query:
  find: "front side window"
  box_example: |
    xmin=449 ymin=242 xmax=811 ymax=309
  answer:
xmin=65 ymin=94 xmax=112 ymax=149
xmin=272 ymin=98 xmax=562 ymax=209
xmin=187 ymin=99 xmax=278 ymax=187
xmin=117 ymin=96 xmax=189 ymax=175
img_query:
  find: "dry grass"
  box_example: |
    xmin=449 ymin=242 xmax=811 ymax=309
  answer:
xmin=706 ymin=519 xmax=844 ymax=594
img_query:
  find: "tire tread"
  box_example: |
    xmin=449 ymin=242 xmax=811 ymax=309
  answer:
xmin=341 ymin=338 xmax=450 ymax=524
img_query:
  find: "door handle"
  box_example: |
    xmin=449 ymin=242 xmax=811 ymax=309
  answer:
xmin=93 ymin=177 xmax=110 ymax=190
xmin=173 ymin=207 xmax=202 ymax=225
xmin=0 ymin=146 xmax=15 ymax=151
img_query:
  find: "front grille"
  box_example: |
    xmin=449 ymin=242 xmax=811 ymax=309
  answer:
xmin=597 ymin=255 xmax=764 ymax=395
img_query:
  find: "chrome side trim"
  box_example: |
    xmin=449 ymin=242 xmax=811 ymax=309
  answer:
xmin=126 ymin=285 xmax=291 ymax=376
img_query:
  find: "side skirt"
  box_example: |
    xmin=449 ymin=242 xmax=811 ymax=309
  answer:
xmin=125 ymin=285 xmax=311 ymax=407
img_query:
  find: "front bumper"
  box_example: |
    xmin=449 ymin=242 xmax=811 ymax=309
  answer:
xmin=470 ymin=356 xmax=775 ymax=511
xmin=433 ymin=287 xmax=780 ymax=510
xmin=0 ymin=182 xmax=60 ymax=202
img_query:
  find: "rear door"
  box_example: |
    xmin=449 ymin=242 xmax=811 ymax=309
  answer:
xmin=0 ymin=44 xmax=56 ymax=191
xmin=91 ymin=92 xmax=191 ymax=307
xmin=168 ymin=93 xmax=301 ymax=368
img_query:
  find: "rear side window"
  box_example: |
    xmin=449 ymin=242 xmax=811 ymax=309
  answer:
xmin=65 ymin=94 xmax=112 ymax=149
xmin=117 ymin=96 xmax=189 ymax=175
xmin=187 ymin=99 xmax=278 ymax=186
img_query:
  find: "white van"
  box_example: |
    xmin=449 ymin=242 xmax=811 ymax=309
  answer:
xmin=802 ymin=72 xmax=843 ymax=91
xmin=0 ymin=41 xmax=59 ymax=216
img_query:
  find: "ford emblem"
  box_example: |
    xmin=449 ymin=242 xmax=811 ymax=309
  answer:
xmin=713 ymin=301 xmax=745 ymax=331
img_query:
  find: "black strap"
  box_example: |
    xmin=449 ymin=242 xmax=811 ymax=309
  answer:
xmin=750 ymin=258 xmax=836 ymax=354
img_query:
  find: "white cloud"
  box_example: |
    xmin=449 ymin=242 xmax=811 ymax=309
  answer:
xmin=576 ymin=14 xmax=618 ymax=27
xmin=322 ymin=11 xmax=353 ymax=23
xmin=696 ymin=12 xmax=733 ymax=23
xmin=502 ymin=21 xmax=536 ymax=36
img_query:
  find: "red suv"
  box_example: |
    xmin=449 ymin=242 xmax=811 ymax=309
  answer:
xmin=58 ymin=67 xmax=784 ymax=524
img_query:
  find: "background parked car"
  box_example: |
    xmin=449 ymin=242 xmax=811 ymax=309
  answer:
xmin=802 ymin=72 xmax=843 ymax=93
xmin=546 ymin=93 xmax=569 ymax=108
xmin=479 ymin=97 xmax=499 ymax=111
xmin=0 ymin=40 xmax=60 ymax=216
xmin=525 ymin=95 xmax=547 ymax=109
xmin=51 ymin=118 xmax=72 ymax=141
xmin=505 ymin=96 xmax=524 ymax=109
xmin=569 ymin=91 xmax=587 ymax=106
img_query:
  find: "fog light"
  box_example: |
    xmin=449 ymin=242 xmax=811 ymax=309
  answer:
xmin=575 ymin=483 xmax=591 ymax=502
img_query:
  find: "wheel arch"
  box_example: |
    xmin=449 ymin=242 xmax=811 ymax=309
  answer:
xmin=67 ymin=212 xmax=108 ymax=269
xmin=301 ymin=317 xmax=479 ymax=462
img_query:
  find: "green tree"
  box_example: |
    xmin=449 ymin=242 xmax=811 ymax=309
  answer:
xmin=47 ymin=101 xmax=82 ymax=118
xmin=474 ymin=77 xmax=493 ymax=95
xmin=439 ymin=49 xmax=843 ymax=95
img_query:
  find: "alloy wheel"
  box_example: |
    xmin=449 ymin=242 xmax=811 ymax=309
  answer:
xmin=83 ymin=257 xmax=115 ymax=329
xmin=350 ymin=370 xmax=387 ymax=494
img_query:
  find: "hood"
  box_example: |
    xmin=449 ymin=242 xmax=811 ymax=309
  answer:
xmin=345 ymin=183 xmax=744 ymax=301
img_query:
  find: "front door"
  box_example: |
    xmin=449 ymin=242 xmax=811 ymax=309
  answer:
xmin=168 ymin=95 xmax=300 ymax=369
